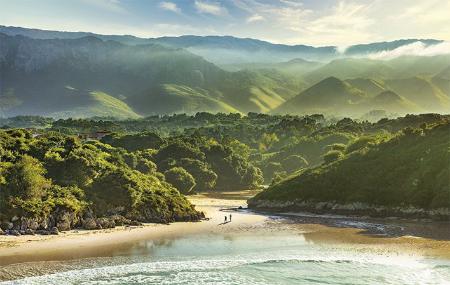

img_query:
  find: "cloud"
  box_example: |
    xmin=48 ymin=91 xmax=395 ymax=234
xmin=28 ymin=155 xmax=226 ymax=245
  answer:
xmin=195 ymin=0 xmax=226 ymax=16
xmin=246 ymin=14 xmax=264 ymax=23
xmin=159 ymin=1 xmax=181 ymax=13
xmin=303 ymin=1 xmax=375 ymax=44
xmin=79 ymin=0 xmax=127 ymax=14
xmin=279 ymin=0 xmax=304 ymax=8
xmin=368 ymin=41 xmax=450 ymax=59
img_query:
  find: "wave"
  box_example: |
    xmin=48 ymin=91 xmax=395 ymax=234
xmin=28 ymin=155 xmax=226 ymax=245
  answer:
xmin=4 ymin=253 xmax=447 ymax=285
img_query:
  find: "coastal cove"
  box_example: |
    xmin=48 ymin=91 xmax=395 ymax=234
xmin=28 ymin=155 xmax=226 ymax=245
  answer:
xmin=1 ymin=191 xmax=450 ymax=284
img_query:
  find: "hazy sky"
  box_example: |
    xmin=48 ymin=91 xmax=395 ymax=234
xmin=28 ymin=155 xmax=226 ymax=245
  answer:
xmin=0 ymin=0 xmax=449 ymax=46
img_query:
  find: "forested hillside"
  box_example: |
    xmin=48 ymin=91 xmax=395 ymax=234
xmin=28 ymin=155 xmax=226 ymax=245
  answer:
xmin=249 ymin=119 xmax=450 ymax=219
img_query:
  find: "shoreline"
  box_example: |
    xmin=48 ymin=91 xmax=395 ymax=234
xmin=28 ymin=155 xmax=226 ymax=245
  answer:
xmin=1 ymin=191 xmax=450 ymax=281
xmin=247 ymin=199 xmax=450 ymax=221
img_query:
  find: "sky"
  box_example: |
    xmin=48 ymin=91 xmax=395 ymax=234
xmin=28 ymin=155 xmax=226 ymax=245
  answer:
xmin=0 ymin=0 xmax=449 ymax=46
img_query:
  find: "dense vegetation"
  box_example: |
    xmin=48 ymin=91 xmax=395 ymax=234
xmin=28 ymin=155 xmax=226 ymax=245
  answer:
xmin=1 ymin=112 xmax=449 ymax=234
xmin=249 ymin=120 xmax=450 ymax=219
xmin=0 ymin=129 xmax=204 ymax=235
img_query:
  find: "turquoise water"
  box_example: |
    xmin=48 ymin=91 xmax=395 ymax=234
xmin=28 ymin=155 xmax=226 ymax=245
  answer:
xmin=5 ymin=232 xmax=450 ymax=285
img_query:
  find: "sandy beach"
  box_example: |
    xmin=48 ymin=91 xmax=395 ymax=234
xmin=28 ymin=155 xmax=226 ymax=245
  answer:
xmin=1 ymin=190 xmax=450 ymax=282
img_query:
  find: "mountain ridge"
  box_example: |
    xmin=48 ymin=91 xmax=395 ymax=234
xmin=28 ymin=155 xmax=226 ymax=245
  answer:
xmin=0 ymin=25 xmax=445 ymax=64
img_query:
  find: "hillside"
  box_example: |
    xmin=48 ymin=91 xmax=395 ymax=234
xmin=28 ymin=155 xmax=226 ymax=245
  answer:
xmin=431 ymin=66 xmax=450 ymax=96
xmin=385 ymin=77 xmax=450 ymax=112
xmin=249 ymin=121 xmax=450 ymax=217
xmin=273 ymin=77 xmax=367 ymax=115
xmin=345 ymin=78 xmax=386 ymax=97
xmin=304 ymin=58 xmax=395 ymax=83
xmin=0 ymin=26 xmax=449 ymax=118
xmin=303 ymin=55 xmax=450 ymax=84
xmin=369 ymin=90 xmax=419 ymax=113
xmin=0 ymin=33 xmax=300 ymax=117
xmin=49 ymin=90 xmax=141 ymax=119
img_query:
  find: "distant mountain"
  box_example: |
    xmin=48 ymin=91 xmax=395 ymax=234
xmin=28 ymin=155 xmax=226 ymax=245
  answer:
xmin=304 ymin=55 xmax=450 ymax=84
xmin=0 ymin=33 xmax=300 ymax=117
xmin=369 ymin=90 xmax=419 ymax=113
xmin=0 ymin=26 xmax=445 ymax=64
xmin=221 ymin=58 xmax=322 ymax=76
xmin=432 ymin=66 xmax=450 ymax=96
xmin=274 ymin=77 xmax=435 ymax=116
xmin=0 ymin=26 xmax=448 ymax=118
xmin=304 ymin=58 xmax=394 ymax=83
xmin=385 ymin=77 xmax=450 ymax=112
xmin=344 ymin=39 xmax=442 ymax=55
xmin=273 ymin=77 xmax=366 ymax=115
xmin=345 ymin=78 xmax=386 ymax=97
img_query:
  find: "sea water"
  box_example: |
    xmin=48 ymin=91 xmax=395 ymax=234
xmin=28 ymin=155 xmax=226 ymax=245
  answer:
xmin=4 ymin=232 xmax=450 ymax=285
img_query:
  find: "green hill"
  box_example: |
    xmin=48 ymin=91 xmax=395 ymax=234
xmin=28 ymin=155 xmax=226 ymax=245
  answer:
xmin=385 ymin=77 xmax=450 ymax=112
xmin=304 ymin=58 xmax=394 ymax=83
xmin=49 ymin=90 xmax=141 ymax=119
xmin=303 ymin=55 xmax=450 ymax=84
xmin=432 ymin=66 xmax=450 ymax=97
xmin=369 ymin=90 xmax=419 ymax=114
xmin=249 ymin=121 xmax=450 ymax=215
xmin=273 ymin=77 xmax=366 ymax=115
xmin=345 ymin=78 xmax=386 ymax=97
xmin=128 ymin=84 xmax=239 ymax=115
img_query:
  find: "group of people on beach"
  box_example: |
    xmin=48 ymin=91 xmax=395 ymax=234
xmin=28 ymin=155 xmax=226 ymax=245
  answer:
xmin=224 ymin=214 xmax=232 ymax=223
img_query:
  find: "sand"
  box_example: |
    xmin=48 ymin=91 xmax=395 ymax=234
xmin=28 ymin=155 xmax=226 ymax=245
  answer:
xmin=1 ymin=190 xmax=450 ymax=281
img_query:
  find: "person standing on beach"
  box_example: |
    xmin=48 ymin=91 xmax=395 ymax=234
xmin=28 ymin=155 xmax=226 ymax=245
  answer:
xmin=224 ymin=216 xmax=227 ymax=223
xmin=229 ymin=214 xmax=232 ymax=222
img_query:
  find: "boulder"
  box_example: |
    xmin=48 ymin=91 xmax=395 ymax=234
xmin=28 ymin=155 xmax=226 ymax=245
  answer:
xmin=0 ymin=222 xmax=13 ymax=230
xmin=109 ymin=215 xmax=130 ymax=226
xmin=0 ymin=228 xmax=4 ymax=235
xmin=8 ymin=230 xmax=20 ymax=236
xmin=56 ymin=219 xmax=72 ymax=232
xmin=19 ymin=217 xmax=40 ymax=231
xmin=128 ymin=220 xmax=142 ymax=226
xmin=50 ymin=227 xmax=59 ymax=235
xmin=36 ymin=230 xmax=50 ymax=235
xmin=82 ymin=218 xmax=99 ymax=230
xmin=55 ymin=209 xmax=79 ymax=231
xmin=96 ymin=218 xmax=115 ymax=229
xmin=25 ymin=229 xmax=35 ymax=235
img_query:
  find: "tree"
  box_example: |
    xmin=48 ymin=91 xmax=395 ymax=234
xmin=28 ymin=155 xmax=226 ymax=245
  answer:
xmin=164 ymin=167 xmax=196 ymax=194
xmin=259 ymin=133 xmax=279 ymax=152
xmin=4 ymin=155 xmax=52 ymax=217
xmin=6 ymin=155 xmax=50 ymax=200
xmin=177 ymin=158 xmax=217 ymax=191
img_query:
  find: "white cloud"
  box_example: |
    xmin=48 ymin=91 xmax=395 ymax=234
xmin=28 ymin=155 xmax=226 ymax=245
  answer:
xmin=159 ymin=1 xmax=181 ymax=14
xmin=195 ymin=0 xmax=226 ymax=16
xmin=368 ymin=41 xmax=450 ymax=59
xmin=246 ymin=14 xmax=264 ymax=23
xmin=300 ymin=1 xmax=375 ymax=45
xmin=279 ymin=0 xmax=304 ymax=8
xmin=79 ymin=0 xmax=127 ymax=14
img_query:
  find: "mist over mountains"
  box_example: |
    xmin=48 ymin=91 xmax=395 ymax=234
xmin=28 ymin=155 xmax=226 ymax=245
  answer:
xmin=0 ymin=25 xmax=449 ymax=118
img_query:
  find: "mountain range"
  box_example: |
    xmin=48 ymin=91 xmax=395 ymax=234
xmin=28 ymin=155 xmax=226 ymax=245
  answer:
xmin=0 ymin=26 xmax=449 ymax=118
